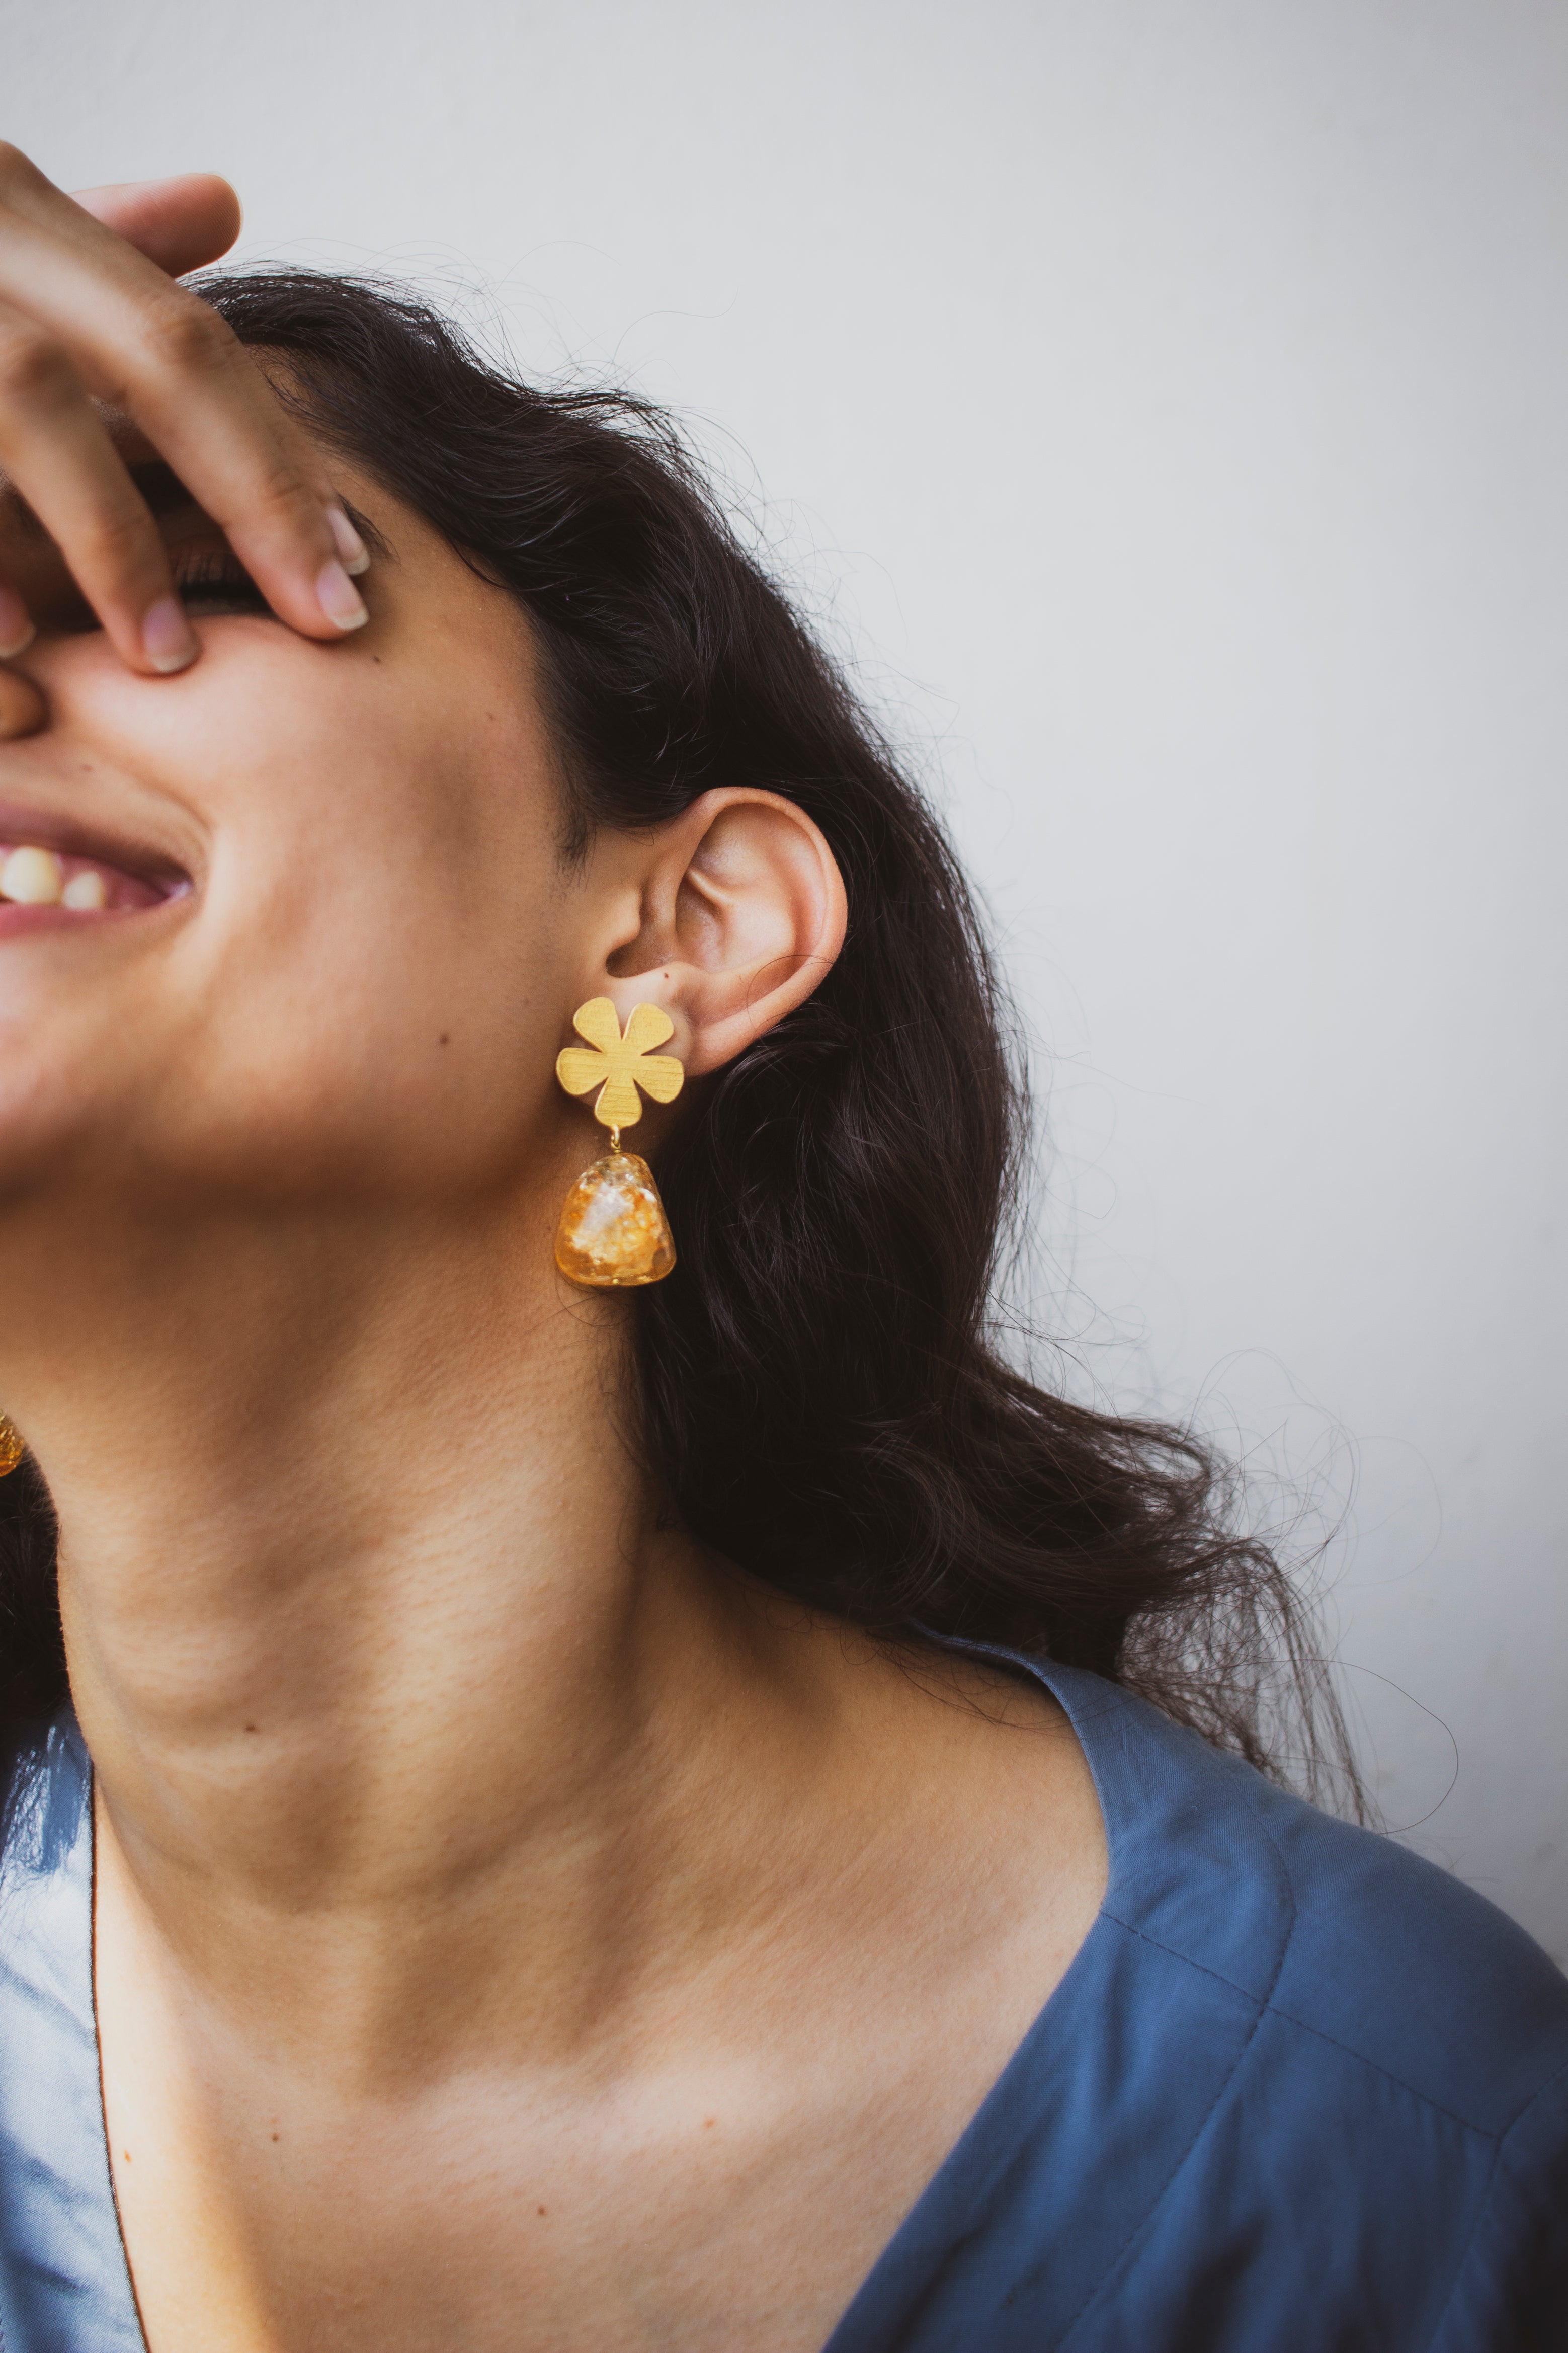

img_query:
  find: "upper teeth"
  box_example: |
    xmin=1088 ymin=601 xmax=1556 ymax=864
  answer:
xmin=0 ymin=847 xmax=112 ymax=910
xmin=63 ymin=870 xmax=108 ymax=910
xmin=1 ymin=847 xmax=63 ymax=905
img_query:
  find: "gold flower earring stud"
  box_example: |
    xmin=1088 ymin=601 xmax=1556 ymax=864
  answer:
xmin=553 ymin=999 xmax=685 ymax=1287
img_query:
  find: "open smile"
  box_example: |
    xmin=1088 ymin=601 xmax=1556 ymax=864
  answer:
xmin=0 ymin=805 xmax=190 ymax=937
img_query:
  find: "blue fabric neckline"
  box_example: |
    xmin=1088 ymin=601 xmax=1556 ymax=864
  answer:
xmin=0 ymin=1658 xmax=1310 ymax=2351
xmin=7 ymin=1652 xmax=1562 ymax=2350
xmin=6 ymin=1654 xmax=1216 ymax=2351
xmin=821 ymin=1649 xmax=1292 ymax=2348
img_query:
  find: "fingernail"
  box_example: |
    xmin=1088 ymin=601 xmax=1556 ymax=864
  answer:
xmin=0 ymin=584 xmax=34 ymax=659
xmin=324 ymin=506 xmax=370 ymax=578
xmin=142 ymin=597 xmax=200 ymax=675
xmin=317 ymin=561 xmax=369 ymax=632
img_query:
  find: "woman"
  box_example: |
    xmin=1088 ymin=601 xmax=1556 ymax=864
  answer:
xmin=0 ymin=146 xmax=1562 ymax=2352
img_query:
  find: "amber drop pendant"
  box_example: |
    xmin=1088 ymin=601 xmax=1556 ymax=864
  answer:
xmin=0 ymin=1413 xmax=24 ymax=1478
xmin=554 ymin=1150 xmax=677 ymax=1288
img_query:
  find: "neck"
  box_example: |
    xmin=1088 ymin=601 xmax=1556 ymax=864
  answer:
xmin=9 ymin=1185 xmax=815 ymax=2048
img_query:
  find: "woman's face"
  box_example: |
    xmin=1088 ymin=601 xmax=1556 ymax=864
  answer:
xmin=0 ymin=440 xmax=595 ymax=1227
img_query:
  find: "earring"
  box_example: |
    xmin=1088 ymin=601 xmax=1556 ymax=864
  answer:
xmin=553 ymin=999 xmax=685 ymax=1287
xmin=0 ymin=1412 xmax=23 ymax=1479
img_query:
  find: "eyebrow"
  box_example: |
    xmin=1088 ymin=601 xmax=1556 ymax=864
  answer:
xmin=124 ymin=461 xmax=393 ymax=560
xmin=0 ymin=459 xmax=205 ymax=545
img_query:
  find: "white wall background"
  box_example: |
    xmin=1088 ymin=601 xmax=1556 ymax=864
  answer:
xmin=9 ymin=0 xmax=1565 ymax=1955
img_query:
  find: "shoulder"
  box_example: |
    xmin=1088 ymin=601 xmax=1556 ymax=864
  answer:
xmin=841 ymin=1659 xmax=1567 ymax=2350
xmin=1215 ymin=1720 xmax=1568 ymax=2345
xmin=1249 ymin=1755 xmax=1568 ymax=2136
xmin=1042 ymin=1663 xmax=1568 ymax=2133
xmin=1045 ymin=1667 xmax=1568 ymax=2341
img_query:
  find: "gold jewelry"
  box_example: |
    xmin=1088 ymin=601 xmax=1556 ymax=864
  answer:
xmin=0 ymin=1412 xmax=24 ymax=1479
xmin=553 ymin=999 xmax=684 ymax=1287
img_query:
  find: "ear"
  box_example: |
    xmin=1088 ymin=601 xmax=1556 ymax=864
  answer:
xmin=598 ymin=789 xmax=847 ymax=1077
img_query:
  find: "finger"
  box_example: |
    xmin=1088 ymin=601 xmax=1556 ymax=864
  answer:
xmin=0 ymin=574 xmax=32 ymax=658
xmin=0 ymin=649 xmax=46 ymax=739
xmin=0 ymin=147 xmax=366 ymax=645
xmin=0 ymin=293 xmax=195 ymax=675
xmin=70 ymin=175 xmax=242 ymax=279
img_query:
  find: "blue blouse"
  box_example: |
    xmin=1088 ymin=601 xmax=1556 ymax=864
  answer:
xmin=2 ymin=1660 xmax=1565 ymax=2350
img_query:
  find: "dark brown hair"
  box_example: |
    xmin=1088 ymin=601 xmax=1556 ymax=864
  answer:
xmin=0 ymin=272 xmax=1353 ymax=1800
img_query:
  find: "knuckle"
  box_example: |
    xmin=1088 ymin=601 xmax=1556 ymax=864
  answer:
xmin=214 ymin=429 xmax=320 ymax=532
xmin=78 ymin=500 xmax=158 ymax=571
xmin=0 ymin=144 xmax=52 ymax=222
xmin=256 ymin=450 xmax=316 ymax=515
xmin=0 ymin=322 xmax=74 ymax=407
xmin=136 ymin=288 xmax=234 ymax=378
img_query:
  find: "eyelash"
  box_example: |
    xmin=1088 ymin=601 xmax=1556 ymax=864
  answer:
xmin=172 ymin=555 xmax=272 ymax=617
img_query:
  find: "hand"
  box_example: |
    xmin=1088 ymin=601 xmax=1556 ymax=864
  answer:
xmin=0 ymin=146 xmax=368 ymax=735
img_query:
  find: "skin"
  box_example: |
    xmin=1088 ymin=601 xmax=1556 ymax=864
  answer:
xmin=0 ymin=155 xmax=1107 ymax=2352
xmin=0 ymin=148 xmax=368 ymax=703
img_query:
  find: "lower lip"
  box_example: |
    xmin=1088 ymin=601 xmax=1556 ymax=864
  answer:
xmin=0 ymin=902 xmax=158 ymax=938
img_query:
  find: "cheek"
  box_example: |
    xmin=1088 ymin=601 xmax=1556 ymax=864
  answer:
xmin=173 ymin=861 xmax=561 ymax=1196
xmin=140 ymin=645 xmax=576 ymax=1199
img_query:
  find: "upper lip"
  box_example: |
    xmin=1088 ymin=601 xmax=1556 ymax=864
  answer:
xmin=0 ymin=798 xmax=191 ymax=896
